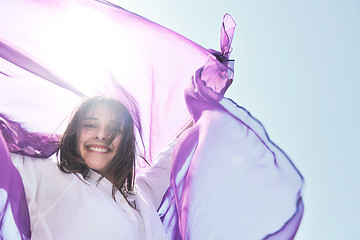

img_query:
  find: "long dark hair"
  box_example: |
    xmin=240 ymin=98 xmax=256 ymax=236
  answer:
xmin=57 ymin=96 xmax=136 ymax=202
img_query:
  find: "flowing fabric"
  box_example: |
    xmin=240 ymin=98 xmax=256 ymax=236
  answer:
xmin=0 ymin=0 xmax=303 ymax=239
xmin=159 ymin=68 xmax=304 ymax=239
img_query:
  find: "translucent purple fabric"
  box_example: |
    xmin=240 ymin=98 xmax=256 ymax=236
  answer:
xmin=0 ymin=133 xmax=31 ymax=239
xmin=0 ymin=0 xmax=303 ymax=239
xmin=159 ymin=68 xmax=303 ymax=239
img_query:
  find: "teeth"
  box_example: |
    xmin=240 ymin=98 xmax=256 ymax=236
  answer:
xmin=88 ymin=146 xmax=109 ymax=153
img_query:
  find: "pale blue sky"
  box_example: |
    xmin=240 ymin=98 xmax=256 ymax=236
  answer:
xmin=116 ymin=0 xmax=360 ymax=239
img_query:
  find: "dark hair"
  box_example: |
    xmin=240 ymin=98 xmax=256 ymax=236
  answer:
xmin=57 ymin=96 xmax=136 ymax=203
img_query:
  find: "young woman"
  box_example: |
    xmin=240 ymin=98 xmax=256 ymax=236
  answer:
xmin=10 ymin=96 xmax=182 ymax=240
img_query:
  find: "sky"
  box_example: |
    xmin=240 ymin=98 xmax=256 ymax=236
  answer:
xmin=113 ymin=0 xmax=360 ymax=239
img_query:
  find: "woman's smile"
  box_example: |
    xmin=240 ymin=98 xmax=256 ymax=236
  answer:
xmin=86 ymin=145 xmax=111 ymax=153
xmin=76 ymin=103 xmax=122 ymax=175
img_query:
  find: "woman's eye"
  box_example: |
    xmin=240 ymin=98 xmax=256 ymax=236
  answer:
xmin=107 ymin=125 xmax=122 ymax=135
xmin=83 ymin=123 xmax=96 ymax=129
xmin=109 ymin=127 xmax=120 ymax=134
xmin=115 ymin=129 xmax=122 ymax=136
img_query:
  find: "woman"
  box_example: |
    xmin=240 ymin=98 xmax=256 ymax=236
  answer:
xmin=10 ymin=96 xmax=181 ymax=240
xmin=0 ymin=2 xmax=303 ymax=238
xmin=1 ymin=73 xmax=304 ymax=239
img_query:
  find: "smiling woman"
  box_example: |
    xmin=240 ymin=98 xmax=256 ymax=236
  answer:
xmin=58 ymin=96 xmax=137 ymax=201
xmin=7 ymin=96 xmax=180 ymax=239
xmin=0 ymin=0 xmax=304 ymax=239
xmin=77 ymin=104 xmax=123 ymax=174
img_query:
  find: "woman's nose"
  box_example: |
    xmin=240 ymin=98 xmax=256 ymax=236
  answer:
xmin=95 ymin=127 xmax=108 ymax=140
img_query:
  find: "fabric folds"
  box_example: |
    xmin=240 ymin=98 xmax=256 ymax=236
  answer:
xmin=0 ymin=132 xmax=31 ymax=240
xmin=0 ymin=0 xmax=303 ymax=239
xmin=159 ymin=68 xmax=304 ymax=239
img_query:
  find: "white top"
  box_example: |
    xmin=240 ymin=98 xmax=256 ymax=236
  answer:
xmin=11 ymin=140 xmax=177 ymax=240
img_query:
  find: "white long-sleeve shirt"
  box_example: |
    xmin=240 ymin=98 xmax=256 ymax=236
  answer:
xmin=11 ymin=140 xmax=177 ymax=240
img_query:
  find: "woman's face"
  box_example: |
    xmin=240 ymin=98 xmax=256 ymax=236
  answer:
xmin=77 ymin=103 xmax=122 ymax=175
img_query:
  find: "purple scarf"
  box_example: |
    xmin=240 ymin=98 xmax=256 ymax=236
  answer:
xmin=0 ymin=1 xmax=303 ymax=239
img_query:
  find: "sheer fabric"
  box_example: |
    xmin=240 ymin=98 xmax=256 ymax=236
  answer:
xmin=0 ymin=0 xmax=303 ymax=239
